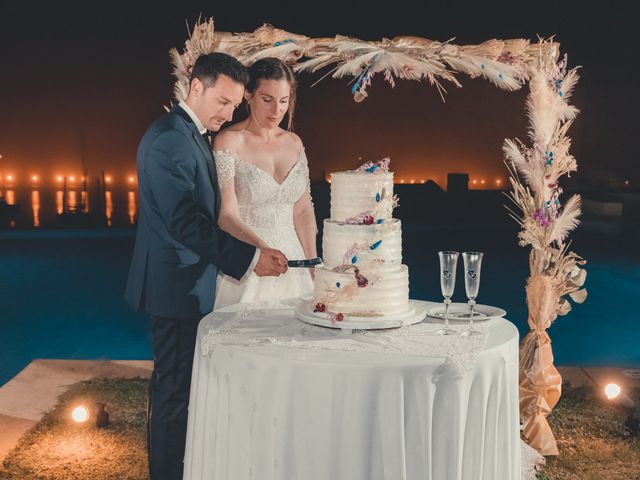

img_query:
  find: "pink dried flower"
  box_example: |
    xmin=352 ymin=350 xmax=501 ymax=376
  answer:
xmin=356 ymin=273 xmax=369 ymax=288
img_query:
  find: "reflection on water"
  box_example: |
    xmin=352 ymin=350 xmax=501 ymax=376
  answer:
xmin=31 ymin=190 xmax=40 ymax=227
xmin=3 ymin=187 xmax=140 ymax=228
xmin=128 ymin=191 xmax=137 ymax=225
xmin=56 ymin=191 xmax=64 ymax=214
xmin=81 ymin=191 xmax=89 ymax=213
xmin=105 ymin=191 xmax=113 ymax=226
xmin=68 ymin=191 xmax=77 ymax=211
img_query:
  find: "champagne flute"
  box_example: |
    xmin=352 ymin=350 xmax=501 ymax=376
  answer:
xmin=461 ymin=252 xmax=483 ymax=336
xmin=437 ymin=251 xmax=458 ymax=335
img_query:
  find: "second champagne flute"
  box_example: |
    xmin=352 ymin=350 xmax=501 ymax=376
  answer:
xmin=461 ymin=251 xmax=483 ymax=336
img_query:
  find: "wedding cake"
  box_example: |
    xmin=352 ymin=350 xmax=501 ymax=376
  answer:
xmin=313 ymin=159 xmax=410 ymax=322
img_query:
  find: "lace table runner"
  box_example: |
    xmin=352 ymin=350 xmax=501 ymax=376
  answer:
xmin=201 ymin=306 xmax=489 ymax=376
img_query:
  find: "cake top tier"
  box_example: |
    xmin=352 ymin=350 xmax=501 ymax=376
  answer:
xmin=329 ymin=159 xmax=397 ymax=223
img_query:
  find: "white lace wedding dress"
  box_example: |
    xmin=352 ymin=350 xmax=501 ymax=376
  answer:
xmin=212 ymin=148 xmax=315 ymax=309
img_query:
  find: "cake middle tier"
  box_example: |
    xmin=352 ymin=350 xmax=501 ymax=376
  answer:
xmin=322 ymin=219 xmax=402 ymax=270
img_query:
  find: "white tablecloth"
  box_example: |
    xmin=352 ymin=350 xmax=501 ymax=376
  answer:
xmin=184 ymin=301 xmax=521 ymax=480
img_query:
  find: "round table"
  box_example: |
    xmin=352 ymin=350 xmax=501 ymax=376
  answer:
xmin=183 ymin=301 xmax=521 ymax=480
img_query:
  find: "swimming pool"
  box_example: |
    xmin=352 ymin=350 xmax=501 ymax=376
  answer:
xmin=1 ymin=226 xmax=639 ymax=386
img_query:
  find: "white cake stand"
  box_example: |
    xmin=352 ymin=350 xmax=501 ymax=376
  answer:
xmin=295 ymin=299 xmax=428 ymax=332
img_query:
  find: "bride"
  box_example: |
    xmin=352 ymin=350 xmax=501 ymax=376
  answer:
xmin=212 ymin=57 xmax=317 ymax=309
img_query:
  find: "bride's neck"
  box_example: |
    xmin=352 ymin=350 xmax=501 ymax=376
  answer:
xmin=245 ymin=117 xmax=276 ymax=143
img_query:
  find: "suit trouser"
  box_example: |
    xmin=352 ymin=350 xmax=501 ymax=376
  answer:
xmin=147 ymin=315 xmax=199 ymax=480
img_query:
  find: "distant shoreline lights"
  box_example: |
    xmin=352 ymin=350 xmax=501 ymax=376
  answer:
xmin=0 ymin=173 xmax=138 ymax=188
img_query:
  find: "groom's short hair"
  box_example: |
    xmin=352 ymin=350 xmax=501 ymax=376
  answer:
xmin=190 ymin=53 xmax=249 ymax=89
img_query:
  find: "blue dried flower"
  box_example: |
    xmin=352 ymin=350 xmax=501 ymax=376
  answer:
xmin=376 ymin=219 xmax=384 ymax=224
xmin=370 ymin=240 xmax=382 ymax=250
xmin=336 ymin=282 xmax=341 ymax=288
xmin=545 ymin=151 xmax=554 ymax=166
xmin=351 ymin=256 xmax=358 ymax=264
xmin=375 ymin=192 xmax=381 ymax=202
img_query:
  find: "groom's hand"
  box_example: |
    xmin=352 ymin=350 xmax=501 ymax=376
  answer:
xmin=254 ymin=248 xmax=288 ymax=277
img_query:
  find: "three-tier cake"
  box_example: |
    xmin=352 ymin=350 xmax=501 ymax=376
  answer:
xmin=312 ymin=159 xmax=412 ymax=322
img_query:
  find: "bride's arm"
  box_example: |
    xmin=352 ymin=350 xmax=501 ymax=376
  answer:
xmin=293 ymin=190 xmax=318 ymax=259
xmin=214 ymin=134 xmax=270 ymax=250
xmin=218 ymin=182 xmax=270 ymax=249
xmin=293 ymin=142 xmax=318 ymax=261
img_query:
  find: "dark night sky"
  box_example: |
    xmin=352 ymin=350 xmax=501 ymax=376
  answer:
xmin=1 ymin=1 xmax=637 ymax=187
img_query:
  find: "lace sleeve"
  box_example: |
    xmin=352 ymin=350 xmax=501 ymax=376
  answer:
xmin=213 ymin=150 xmax=238 ymax=188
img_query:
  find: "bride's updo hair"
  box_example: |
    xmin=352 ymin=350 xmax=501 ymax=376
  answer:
xmin=246 ymin=57 xmax=297 ymax=131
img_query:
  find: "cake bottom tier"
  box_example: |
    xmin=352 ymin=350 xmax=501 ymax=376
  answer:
xmin=313 ymin=264 xmax=409 ymax=316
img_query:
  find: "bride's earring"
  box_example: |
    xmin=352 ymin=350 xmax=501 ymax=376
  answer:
xmin=245 ymin=93 xmax=253 ymax=116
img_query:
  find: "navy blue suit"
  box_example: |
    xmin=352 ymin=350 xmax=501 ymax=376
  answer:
xmin=125 ymin=105 xmax=256 ymax=479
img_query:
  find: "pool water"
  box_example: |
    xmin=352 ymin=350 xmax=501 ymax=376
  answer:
xmin=1 ymin=226 xmax=639 ymax=386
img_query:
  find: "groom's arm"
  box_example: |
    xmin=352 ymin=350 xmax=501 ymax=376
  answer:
xmin=146 ymin=130 xmax=256 ymax=280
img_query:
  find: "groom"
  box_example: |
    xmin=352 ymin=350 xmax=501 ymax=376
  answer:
xmin=125 ymin=52 xmax=288 ymax=480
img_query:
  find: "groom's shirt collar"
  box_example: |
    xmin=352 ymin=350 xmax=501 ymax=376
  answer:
xmin=178 ymin=101 xmax=207 ymax=135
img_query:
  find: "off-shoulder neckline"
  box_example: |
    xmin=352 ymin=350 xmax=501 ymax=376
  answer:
xmin=213 ymin=148 xmax=306 ymax=187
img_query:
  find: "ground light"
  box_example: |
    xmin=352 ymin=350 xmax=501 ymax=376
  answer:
xmin=600 ymin=381 xmax=634 ymax=408
xmin=581 ymin=368 xmax=639 ymax=437
xmin=71 ymin=403 xmax=110 ymax=428
xmin=71 ymin=405 xmax=89 ymax=423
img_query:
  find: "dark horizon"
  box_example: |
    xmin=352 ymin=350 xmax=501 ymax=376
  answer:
xmin=1 ymin=2 xmax=637 ymax=187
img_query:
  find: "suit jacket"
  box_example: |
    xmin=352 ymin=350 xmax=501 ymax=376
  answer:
xmin=125 ymin=105 xmax=256 ymax=320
